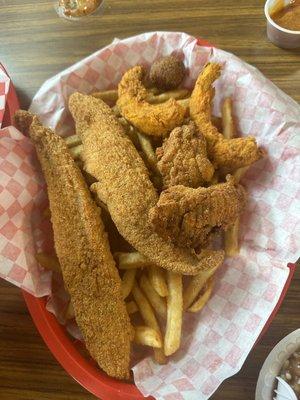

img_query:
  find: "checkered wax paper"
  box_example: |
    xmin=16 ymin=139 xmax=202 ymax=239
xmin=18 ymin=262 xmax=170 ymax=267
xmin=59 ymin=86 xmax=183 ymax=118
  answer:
xmin=0 ymin=66 xmax=11 ymax=128
xmin=1 ymin=32 xmax=300 ymax=399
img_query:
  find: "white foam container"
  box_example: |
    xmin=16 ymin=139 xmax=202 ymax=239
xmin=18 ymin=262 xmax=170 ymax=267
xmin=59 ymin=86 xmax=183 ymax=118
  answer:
xmin=256 ymin=329 xmax=300 ymax=399
xmin=264 ymin=0 xmax=300 ymax=49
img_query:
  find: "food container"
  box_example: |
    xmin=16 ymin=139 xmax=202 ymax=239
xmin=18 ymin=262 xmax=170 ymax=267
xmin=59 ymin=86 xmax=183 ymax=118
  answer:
xmin=1 ymin=59 xmax=297 ymax=400
xmin=264 ymin=0 xmax=300 ymax=49
xmin=256 ymin=329 xmax=300 ymax=400
xmin=1 ymin=30 xmax=299 ymax=400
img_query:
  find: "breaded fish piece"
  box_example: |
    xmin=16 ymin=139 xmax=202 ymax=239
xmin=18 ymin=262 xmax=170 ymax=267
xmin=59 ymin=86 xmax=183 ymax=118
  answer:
xmin=117 ymin=66 xmax=186 ymax=136
xmin=190 ymin=63 xmax=263 ymax=171
xmin=15 ymin=110 xmax=131 ymax=380
xmin=156 ymin=121 xmax=214 ymax=189
xmin=149 ymin=176 xmax=246 ymax=248
xmin=69 ymin=93 xmax=208 ymax=275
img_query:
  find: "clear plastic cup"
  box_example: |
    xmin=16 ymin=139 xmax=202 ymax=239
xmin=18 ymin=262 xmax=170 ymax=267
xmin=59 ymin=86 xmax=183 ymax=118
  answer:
xmin=55 ymin=0 xmax=105 ymax=21
xmin=264 ymin=0 xmax=300 ymax=49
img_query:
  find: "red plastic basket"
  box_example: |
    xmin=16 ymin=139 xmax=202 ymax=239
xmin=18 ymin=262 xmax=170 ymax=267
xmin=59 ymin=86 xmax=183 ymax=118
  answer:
xmin=1 ymin=44 xmax=297 ymax=400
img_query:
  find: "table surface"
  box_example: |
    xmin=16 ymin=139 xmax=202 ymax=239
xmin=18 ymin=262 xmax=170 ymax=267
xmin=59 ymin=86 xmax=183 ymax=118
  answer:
xmin=0 ymin=1 xmax=299 ymax=399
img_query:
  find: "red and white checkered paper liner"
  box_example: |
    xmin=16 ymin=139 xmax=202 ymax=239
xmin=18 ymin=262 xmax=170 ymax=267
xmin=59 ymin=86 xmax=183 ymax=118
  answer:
xmin=0 ymin=65 xmax=11 ymax=128
xmin=1 ymin=32 xmax=299 ymax=399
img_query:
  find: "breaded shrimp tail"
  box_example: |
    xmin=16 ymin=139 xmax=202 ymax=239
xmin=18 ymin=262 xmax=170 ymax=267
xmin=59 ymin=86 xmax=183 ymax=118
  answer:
xmin=117 ymin=66 xmax=186 ymax=136
xmin=15 ymin=110 xmax=131 ymax=380
xmin=69 ymin=92 xmax=209 ymax=275
xmin=190 ymin=63 xmax=263 ymax=171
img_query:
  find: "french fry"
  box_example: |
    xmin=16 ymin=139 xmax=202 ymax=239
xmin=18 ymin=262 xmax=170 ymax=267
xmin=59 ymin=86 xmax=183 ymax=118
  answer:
xmin=147 ymin=89 xmax=190 ymax=104
xmin=224 ymin=218 xmax=240 ymax=257
xmin=121 ymin=269 xmax=137 ymax=299
xmin=233 ymin=166 xmax=249 ymax=183
xmin=222 ymin=97 xmax=235 ymax=139
xmin=134 ymin=326 xmax=162 ymax=348
xmin=126 ymin=126 xmax=141 ymax=149
xmin=148 ymin=266 xmax=168 ymax=297
xmin=69 ymin=144 xmax=83 ymax=160
xmin=177 ymin=97 xmax=190 ymax=108
xmin=224 ymin=166 xmax=248 ymax=257
xmin=132 ymin=282 xmax=166 ymax=364
xmin=183 ymin=254 xmax=222 ymax=310
xmin=132 ymin=283 xmax=160 ymax=332
xmin=115 ymin=252 xmax=152 ymax=270
xmin=112 ymin=104 xmax=121 ymax=117
xmin=153 ymin=349 xmax=167 ymax=364
xmin=126 ymin=300 xmax=138 ymax=315
xmin=147 ymin=87 xmax=161 ymax=95
xmin=92 ymin=89 xmax=119 ymax=104
xmin=118 ymin=116 xmax=130 ymax=129
xmin=35 ymin=252 xmax=61 ymax=273
xmin=65 ymin=301 xmax=75 ymax=320
xmin=220 ymin=104 xmax=246 ymax=257
xmin=91 ymin=87 xmax=166 ymax=106
xmin=188 ymin=278 xmax=214 ymax=313
xmin=164 ymin=272 xmax=183 ymax=356
xmin=64 ymin=134 xmax=81 ymax=148
xmin=136 ymin=131 xmax=158 ymax=173
xmin=140 ymin=274 xmax=167 ymax=319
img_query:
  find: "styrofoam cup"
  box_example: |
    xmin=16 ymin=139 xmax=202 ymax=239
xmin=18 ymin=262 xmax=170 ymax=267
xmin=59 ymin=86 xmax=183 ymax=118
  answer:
xmin=256 ymin=329 xmax=300 ymax=400
xmin=264 ymin=0 xmax=300 ymax=49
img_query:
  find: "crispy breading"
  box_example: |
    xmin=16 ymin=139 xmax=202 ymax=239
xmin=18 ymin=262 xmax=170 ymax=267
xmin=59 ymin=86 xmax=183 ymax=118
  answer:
xmin=117 ymin=66 xmax=186 ymax=136
xmin=149 ymin=55 xmax=186 ymax=90
xmin=69 ymin=92 xmax=210 ymax=275
xmin=14 ymin=110 xmax=131 ymax=380
xmin=149 ymin=176 xmax=246 ymax=248
xmin=156 ymin=122 xmax=214 ymax=189
xmin=190 ymin=63 xmax=263 ymax=171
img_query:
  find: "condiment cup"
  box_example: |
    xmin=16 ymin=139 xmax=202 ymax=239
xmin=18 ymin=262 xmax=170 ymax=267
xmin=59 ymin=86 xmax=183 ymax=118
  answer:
xmin=264 ymin=0 xmax=300 ymax=49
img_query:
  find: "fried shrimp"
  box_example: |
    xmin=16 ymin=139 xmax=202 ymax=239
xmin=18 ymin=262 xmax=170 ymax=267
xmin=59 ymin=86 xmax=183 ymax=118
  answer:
xmin=117 ymin=66 xmax=186 ymax=137
xmin=190 ymin=63 xmax=263 ymax=171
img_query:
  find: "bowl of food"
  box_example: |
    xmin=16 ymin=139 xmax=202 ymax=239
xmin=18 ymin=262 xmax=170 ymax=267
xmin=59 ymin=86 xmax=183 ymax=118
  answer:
xmin=264 ymin=0 xmax=300 ymax=49
xmin=256 ymin=329 xmax=300 ymax=400
xmin=1 ymin=32 xmax=299 ymax=400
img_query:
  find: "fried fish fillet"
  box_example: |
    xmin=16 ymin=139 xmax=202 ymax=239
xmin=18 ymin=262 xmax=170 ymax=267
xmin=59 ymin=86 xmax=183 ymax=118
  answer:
xmin=14 ymin=110 xmax=131 ymax=380
xmin=117 ymin=66 xmax=186 ymax=136
xmin=156 ymin=121 xmax=214 ymax=189
xmin=190 ymin=63 xmax=263 ymax=171
xmin=69 ymin=92 xmax=208 ymax=275
xmin=149 ymin=176 xmax=246 ymax=248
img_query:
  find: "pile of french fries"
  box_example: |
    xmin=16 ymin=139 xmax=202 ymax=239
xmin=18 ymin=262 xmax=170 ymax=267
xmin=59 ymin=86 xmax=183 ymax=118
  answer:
xmin=36 ymin=85 xmax=248 ymax=364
